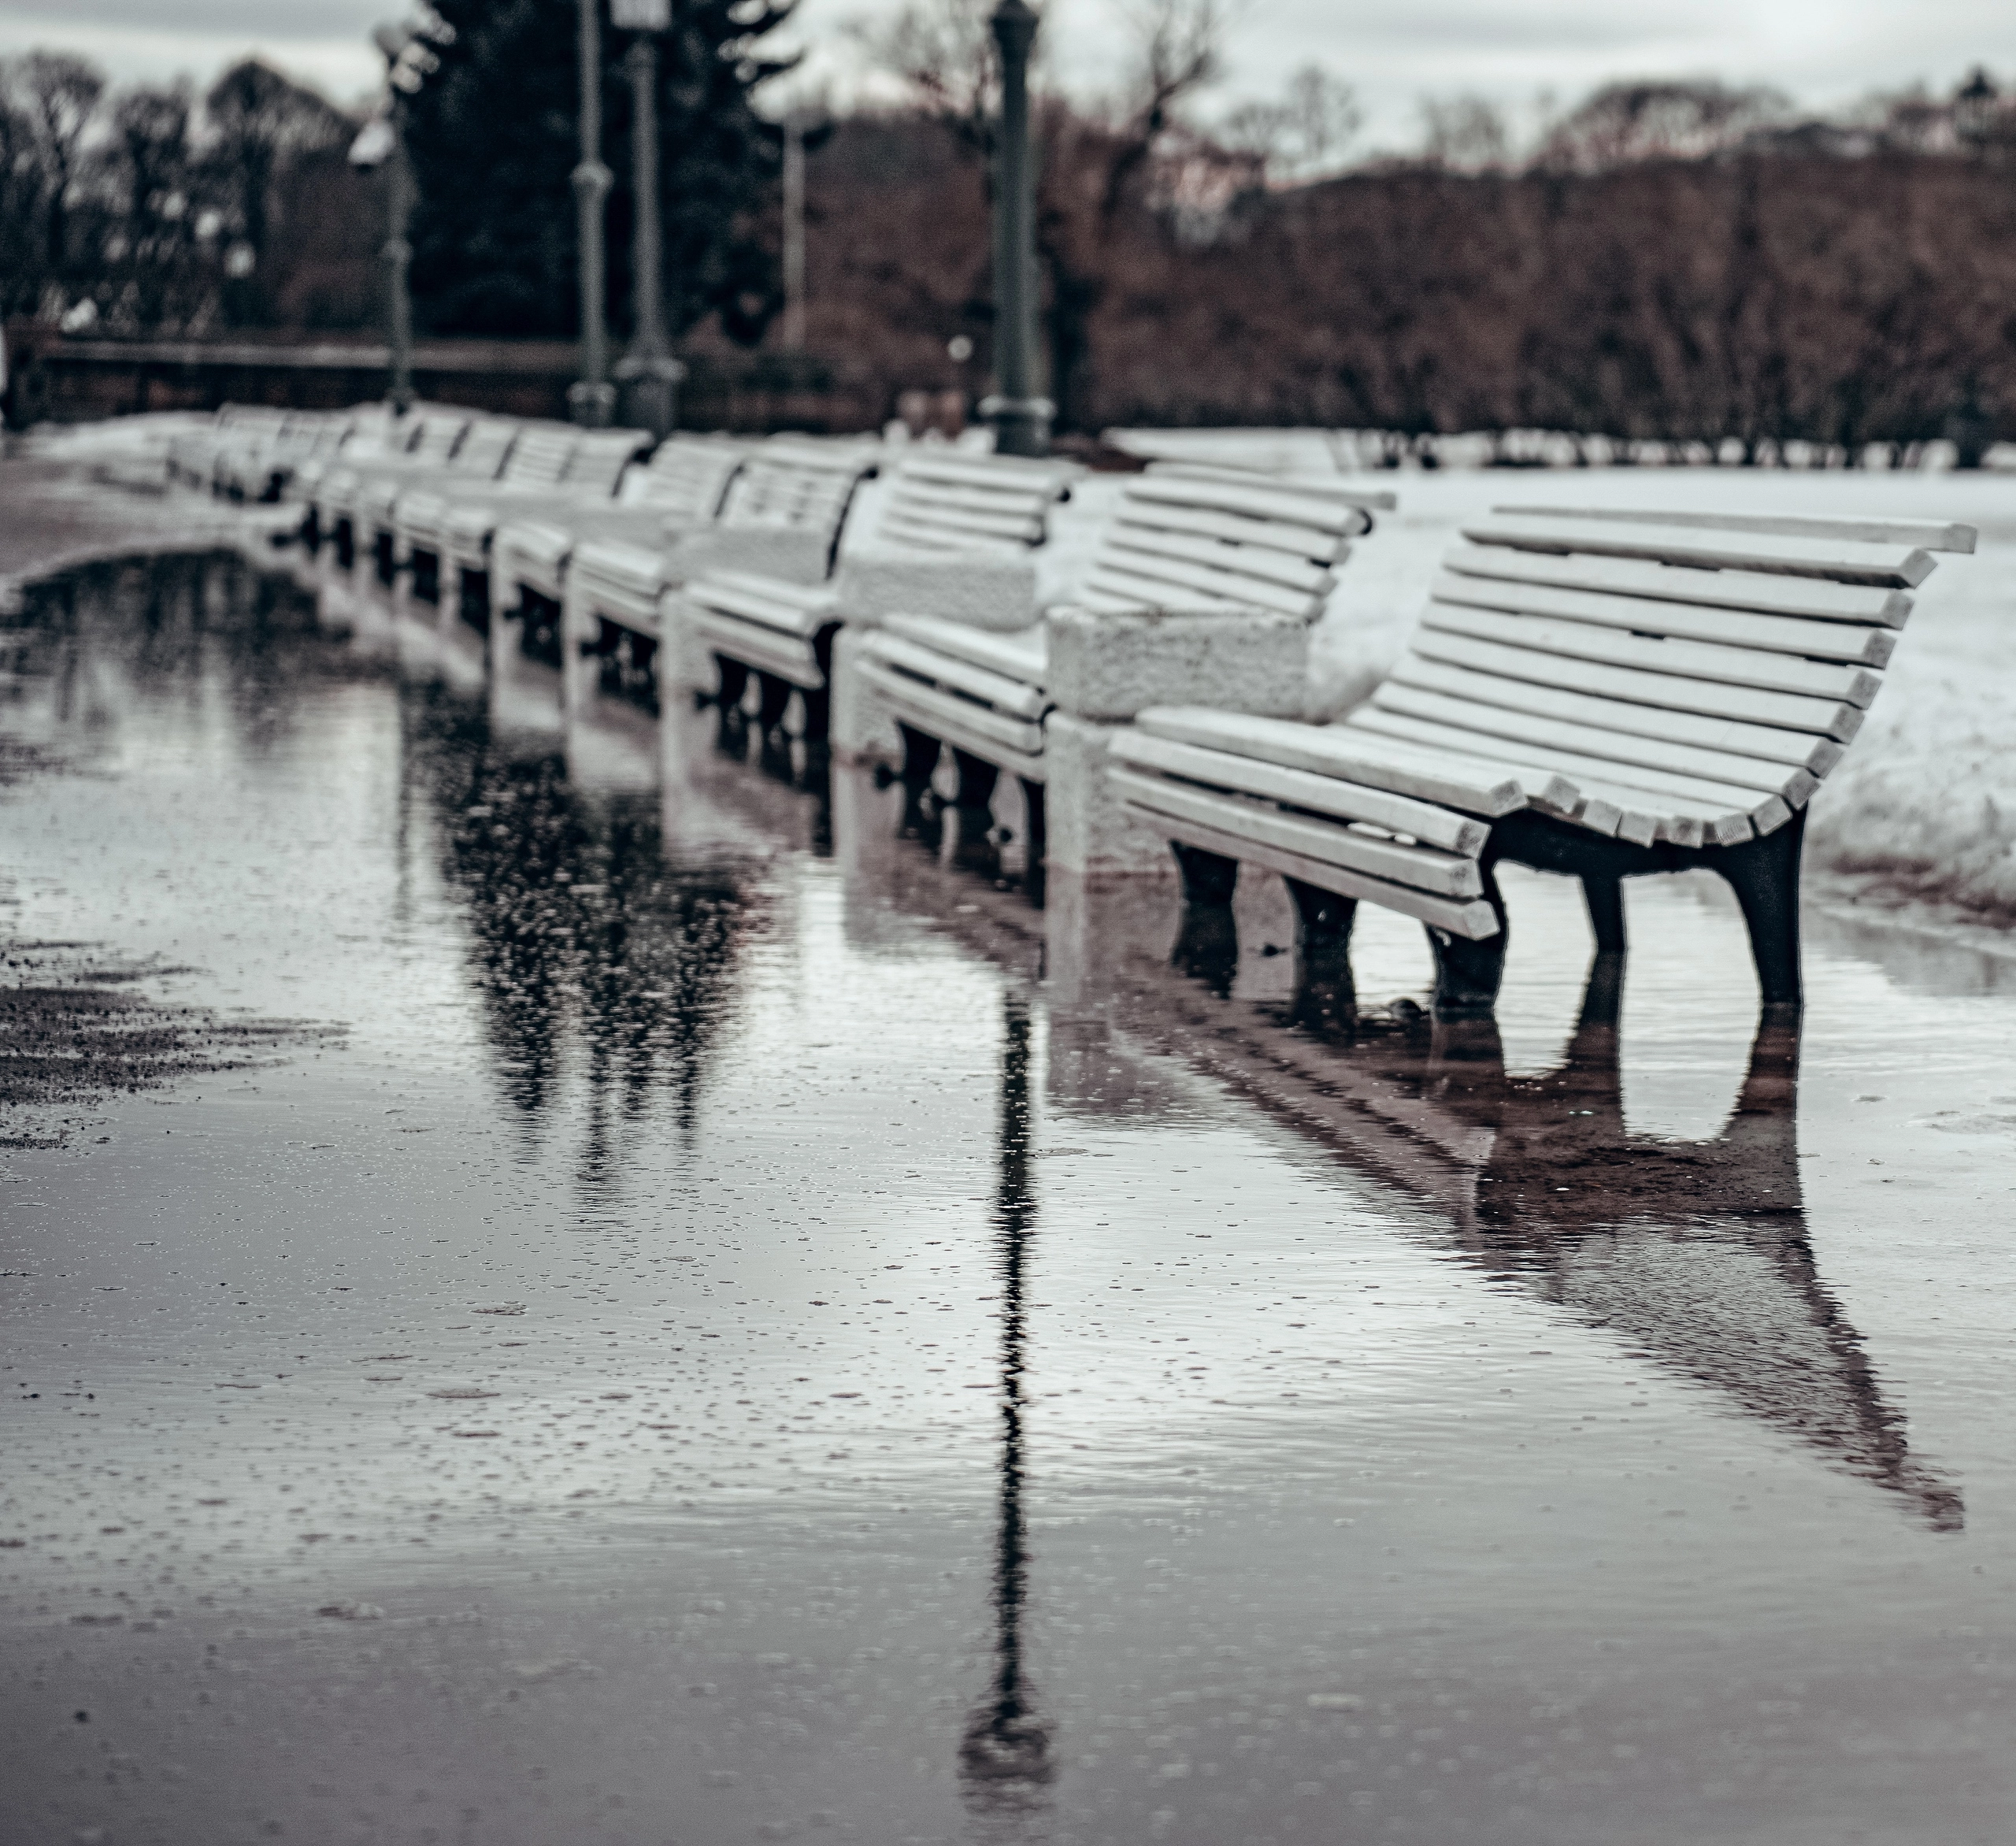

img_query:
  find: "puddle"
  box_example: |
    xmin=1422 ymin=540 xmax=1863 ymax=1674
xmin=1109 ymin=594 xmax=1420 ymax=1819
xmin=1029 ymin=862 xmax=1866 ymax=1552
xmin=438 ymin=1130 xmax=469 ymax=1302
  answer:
xmin=2 ymin=550 xmax=2015 ymax=1844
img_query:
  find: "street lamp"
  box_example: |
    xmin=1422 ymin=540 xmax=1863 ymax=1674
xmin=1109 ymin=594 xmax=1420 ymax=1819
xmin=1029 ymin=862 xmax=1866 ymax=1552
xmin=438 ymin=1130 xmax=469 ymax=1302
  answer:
xmin=980 ymin=0 xmax=1051 ymax=458
xmin=354 ymin=22 xmax=436 ymax=417
xmin=570 ymin=0 xmax=616 ymax=427
xmin=611 ymin=0 xmax=684 ymax=439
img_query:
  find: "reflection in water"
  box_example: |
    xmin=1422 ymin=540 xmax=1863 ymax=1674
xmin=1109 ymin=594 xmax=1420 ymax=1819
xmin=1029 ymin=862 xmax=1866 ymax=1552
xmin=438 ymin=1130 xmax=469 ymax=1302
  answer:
xmin=959 ymin=995 xmax=1057 ymax=1818
xmin=1247 ymin=948 xmax=1964 ymax=1531
xmin=403 ymin=680 xmax=759 ymax=1166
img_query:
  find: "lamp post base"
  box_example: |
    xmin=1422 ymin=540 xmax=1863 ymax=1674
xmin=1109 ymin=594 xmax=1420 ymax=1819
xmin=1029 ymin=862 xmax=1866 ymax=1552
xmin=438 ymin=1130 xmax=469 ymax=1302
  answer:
xmin=978 ymin=393 xmax=1054 ymax=459
xmin=568 ymin=380 xmax=617 ymax=428
xmin=615 ymin=353 xmax=685 ymax=440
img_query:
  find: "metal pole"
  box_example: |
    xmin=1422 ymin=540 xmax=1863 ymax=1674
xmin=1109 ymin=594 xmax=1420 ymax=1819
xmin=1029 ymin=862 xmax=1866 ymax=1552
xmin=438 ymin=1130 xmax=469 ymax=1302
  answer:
xmin=981 ymin=0 xmax=1051 ymax=457
xmin=569 ymin=0 xmax=614 ymax=427
xmin=384 ymin=93 xmax=414 ymax=414
xmin=781 ymin=112 xmax=806 ymax=352
xmin=614 ymin=32 xmax=683 ymax=437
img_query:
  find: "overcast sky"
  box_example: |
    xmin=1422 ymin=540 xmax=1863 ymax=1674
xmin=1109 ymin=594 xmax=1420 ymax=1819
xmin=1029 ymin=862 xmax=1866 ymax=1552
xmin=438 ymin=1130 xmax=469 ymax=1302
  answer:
xmin=0 ymin=0 xmax=2005 ymax=151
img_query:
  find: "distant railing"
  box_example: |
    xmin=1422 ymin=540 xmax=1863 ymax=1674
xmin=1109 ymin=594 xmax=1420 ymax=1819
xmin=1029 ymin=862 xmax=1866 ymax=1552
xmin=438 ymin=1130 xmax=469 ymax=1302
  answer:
xmin=0 ymin=323 xmax=881 ymax=435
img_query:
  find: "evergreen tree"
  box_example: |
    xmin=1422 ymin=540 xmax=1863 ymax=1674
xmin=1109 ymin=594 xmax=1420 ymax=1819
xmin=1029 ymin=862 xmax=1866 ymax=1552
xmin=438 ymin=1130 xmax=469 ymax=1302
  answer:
xmin=404 ymin=0 xmax=794 ymax=342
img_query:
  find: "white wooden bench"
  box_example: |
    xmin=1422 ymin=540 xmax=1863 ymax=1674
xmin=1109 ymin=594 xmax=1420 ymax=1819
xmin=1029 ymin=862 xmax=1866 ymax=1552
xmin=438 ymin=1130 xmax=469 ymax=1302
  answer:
xmin=314 ymin=410 xmax=480 ymax=576
xmin=843 ymin=465 xmax=1395 ymax=880
xmin=1110 ymin=504 xmax=1977 ymax=1016
xmin=668 ymin=449 xmax=1080 ymax=743
xmin=397 ymin=426 xmax=648 ymax=621
xmin=558 ymin=441 xmax=878 ymax=716
xmin=486 ymin=435 xmax=750 ymax=648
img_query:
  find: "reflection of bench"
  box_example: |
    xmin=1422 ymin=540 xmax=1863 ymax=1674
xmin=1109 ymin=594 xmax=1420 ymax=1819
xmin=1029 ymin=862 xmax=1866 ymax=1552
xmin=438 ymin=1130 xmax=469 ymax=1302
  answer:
xmin=847 ymin=467 xmax=1395 ymax=878
xmin=487 ymin=436 xmax=749 ymax=647
xmin=1113 ymin=506 xmax=1975 ymax=1015
xmin=675 ymin=450 xmax=1079 ymax=742
xmin=559 ymin=443 xmax=878 ymax=714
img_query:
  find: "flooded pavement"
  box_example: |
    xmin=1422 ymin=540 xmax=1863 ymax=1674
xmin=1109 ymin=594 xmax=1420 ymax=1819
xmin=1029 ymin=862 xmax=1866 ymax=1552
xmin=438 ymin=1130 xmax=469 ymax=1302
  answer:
xmin=4 ymin=550 xmax=2016 ymax=1846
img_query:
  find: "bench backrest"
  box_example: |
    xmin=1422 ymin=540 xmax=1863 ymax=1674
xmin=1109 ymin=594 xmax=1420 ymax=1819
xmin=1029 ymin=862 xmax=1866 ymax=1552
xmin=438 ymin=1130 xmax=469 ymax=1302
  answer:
xmin=615 ymin=434 xmax=750 ymax=518
xmin=444 ymin=416 xmax=518 ymax=479
xmin=1354 ymin=505 xmax=1977 ymax=835
xmin=1079 ymin=464 xmax=1397 ymax=620
xmin=402 ymin=411 xmax=472 ymax=466
xmin=558 ymin=428 xmax=652 ymax=495
xmin=869 ymin=451 xmax=1081 ymax=555
xmin=495 ymin=421 xmax=576 ymax=487
xmin=716 ymin=440 xmax=880 ymax=573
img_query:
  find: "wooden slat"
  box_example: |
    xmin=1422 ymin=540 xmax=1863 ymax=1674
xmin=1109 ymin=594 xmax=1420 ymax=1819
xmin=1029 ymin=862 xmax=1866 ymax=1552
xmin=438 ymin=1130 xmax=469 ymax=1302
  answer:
xmin=1126 ymin=473 xmax=1379 ymax=536
xmin=1349 ymin=705 xmax=1794 ymax=838
xmin=1388 ymin=654 xmax=1843 ymax=770
xmin=1442 ymin=541 xmax=1911 ymax=629
xmin=1135 ymin=706 xmax=1543 ymax=817
xmin=1106 ymin=498 xmax=1355 ymax=565
xmin=1108 ymin=730 xmax=1488 ymax=854
xmin=1085 ymin=566 xmax=1253 ymax=617
xmin=1088 ymin=555 xmax=1317 ymax=618
xmin=881 ymin=614 xmax=1046 ymax=685
xmin=1407 ymin=624 xmax=1864 ymax=740
xmin=688 ymin=609 xmax=823 ymax=688
xmin=858 ymin=659 xmax=1047 ymax=759
xmin=502 ymin=428 xmax=576 ymax=487
xmin=862 ymin=635 xmax=1050 ymax=721
xmin=1113 ymin=766 xmax=1484 ymax=899
xmin=571 ymin=539 xmax=665 ymax=599
xmin=450 ymin=419 xmax=518 ymax=478
xmin=1429 ymin=568 xmax=1897 ymax=669
xmin=1148 ymin=460 xmax=1397 ymax=513
xmin=1463 ymin=513 xmax=1934 ymax=589
xmin=1114 ymin=772 xmax=1500 ymax=939
xmin=1369 ymin=676 xmax=1826 ymax=797
xmin=1492 ymin=504 xmax=1977 ymax=555
xmin=1422 ymin=595 xmax=1883 ymax=705
xmin=1104 ymin=525 xmax=1335 ymax=597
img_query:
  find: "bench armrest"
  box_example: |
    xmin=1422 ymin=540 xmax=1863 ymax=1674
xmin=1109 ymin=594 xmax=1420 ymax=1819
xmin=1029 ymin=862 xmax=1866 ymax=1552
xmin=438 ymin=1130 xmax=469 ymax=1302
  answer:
xmin=1046 ymin=606 xmax=1310 ymax=722
xmin=669 ymin=526 xmax=832 ymax=587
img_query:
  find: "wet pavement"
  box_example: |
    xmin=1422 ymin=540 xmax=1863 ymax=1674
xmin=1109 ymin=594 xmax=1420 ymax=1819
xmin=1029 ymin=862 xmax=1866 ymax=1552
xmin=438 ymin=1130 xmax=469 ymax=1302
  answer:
xmin=4 ymin=547 xmax=2016 ymax=1845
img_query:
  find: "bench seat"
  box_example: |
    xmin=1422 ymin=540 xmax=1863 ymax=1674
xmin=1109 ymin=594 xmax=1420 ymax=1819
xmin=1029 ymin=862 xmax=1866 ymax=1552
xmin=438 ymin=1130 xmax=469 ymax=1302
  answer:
xmin=1114 ymin=505 xmax=1976 ymax=1015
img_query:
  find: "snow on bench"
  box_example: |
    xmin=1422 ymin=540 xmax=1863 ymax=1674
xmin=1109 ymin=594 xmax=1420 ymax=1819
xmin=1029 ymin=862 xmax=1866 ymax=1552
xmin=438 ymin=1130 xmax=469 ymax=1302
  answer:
xmin=843 ymin=465 xmax=1395 ymax=877
xmin=488 ymin=435 xmax=750 ymax=646
xmin=556 ymin=441 xmax=877 ymax=709
xmin=314 ymin=410 xmax=484 ymax=575
xmin=1112 ymin=505 xmax=1975 ymax=1016
xmin=671 ymin=450 xmax=1080 ymax=737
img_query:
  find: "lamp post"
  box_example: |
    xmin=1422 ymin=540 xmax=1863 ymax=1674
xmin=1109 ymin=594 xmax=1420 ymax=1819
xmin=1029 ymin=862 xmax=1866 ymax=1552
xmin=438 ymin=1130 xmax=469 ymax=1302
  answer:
xmin=781 ymin=109 xmax=807 ymax=352
xmin=569 ymin=0 xmax=616 ymax=427
xmin=354 ymin=23 xmax=431 ymax=416
xmin=980 ymin=0 xmax=1051 ymax=458
xmin=612 ymin=0 xmax=684 ymax=439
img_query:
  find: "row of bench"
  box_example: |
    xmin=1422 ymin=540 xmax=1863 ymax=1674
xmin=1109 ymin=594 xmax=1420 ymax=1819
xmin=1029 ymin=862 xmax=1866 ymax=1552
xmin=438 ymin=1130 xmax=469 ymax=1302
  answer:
xmin=167 ymin=402 xmax=1973 ymax=1023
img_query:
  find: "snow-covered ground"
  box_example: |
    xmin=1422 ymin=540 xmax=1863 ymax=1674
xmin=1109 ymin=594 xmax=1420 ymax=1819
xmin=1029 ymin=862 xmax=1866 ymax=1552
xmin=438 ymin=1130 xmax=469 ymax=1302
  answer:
xmin=1042 ymin=462 xmax=2016 ymax=921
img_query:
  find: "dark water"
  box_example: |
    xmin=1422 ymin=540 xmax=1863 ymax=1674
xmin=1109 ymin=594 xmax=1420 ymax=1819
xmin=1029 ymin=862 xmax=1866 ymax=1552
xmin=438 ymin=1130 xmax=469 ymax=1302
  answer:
xmin=3 ymin=552 xmax=2015 ymax=1845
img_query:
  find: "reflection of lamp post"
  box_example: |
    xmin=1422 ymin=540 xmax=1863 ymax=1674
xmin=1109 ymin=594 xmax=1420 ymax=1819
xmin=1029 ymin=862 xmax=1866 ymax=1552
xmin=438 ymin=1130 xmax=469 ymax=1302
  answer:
xmin=959 ymin=995 xmax=1055 ymax=1811
xmin=612 ymin=0 xmax=684 ymax=439
xmin=980 ymin=0 xmax=1051 ymax=458
xmin=570 ymin=0 xmax=615 ymax=427
xmin=354 ymin=22 xmax=433 ymax=416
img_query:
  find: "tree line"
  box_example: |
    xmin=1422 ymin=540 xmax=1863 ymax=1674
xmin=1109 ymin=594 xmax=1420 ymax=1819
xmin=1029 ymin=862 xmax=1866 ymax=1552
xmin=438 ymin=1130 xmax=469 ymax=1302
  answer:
xmin=6 ymin=4 xmax=2015 ymax=455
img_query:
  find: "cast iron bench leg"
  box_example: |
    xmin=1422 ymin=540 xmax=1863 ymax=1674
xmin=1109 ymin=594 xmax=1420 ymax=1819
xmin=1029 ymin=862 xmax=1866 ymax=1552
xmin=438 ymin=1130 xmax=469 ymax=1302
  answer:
xmin=1171 ymin=841 xmax=1240 ymax=906
xmin=755 ymin=672 xmax=793 ymax=733
xmin=799 ymin=684 xmax=830 ymax=743
xmin=1715 ymin=808 xmax=1806 ymax=1014
xmin=897 ymin=722 xmax=941 ymax=788
xmin=1424 ymin=859 xmax=1509 ymax=1019
xmin=1169 ymin=843 xmax=1241 ymax=995
xmin=1018 ymin=777 xmax=1046 ymax=906
xmin=713 ymin=655 xmax=750 ymax=714
xmin=1582 ymin=873 xmax=1627 ymax=955
xmin=1285 ymin=877 xmax=1358 ymax=1032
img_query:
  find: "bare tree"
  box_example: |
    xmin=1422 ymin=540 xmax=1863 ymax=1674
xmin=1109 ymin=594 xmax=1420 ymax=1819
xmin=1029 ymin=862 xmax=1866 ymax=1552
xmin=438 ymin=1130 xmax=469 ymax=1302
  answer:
xmin=4 ymin=52 xmax=105 ymax=292
xmin=1537 ymin=79 xmax=1791 ymax=172
xmin=1221 ymin=61 xmax=1360 ymax=182
xmin=1419 ymin=94 xmax=1511 ymax=172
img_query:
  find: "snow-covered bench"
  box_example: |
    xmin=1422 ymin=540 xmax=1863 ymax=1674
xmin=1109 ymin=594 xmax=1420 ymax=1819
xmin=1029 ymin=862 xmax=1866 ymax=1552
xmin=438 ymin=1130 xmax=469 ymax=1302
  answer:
xmin=843 ymin=465 xmax=1394 ymax=875
xmin=485 ymin=435 xmax=750 ymax=647
xmin=314 ymin=409 xmax=481 ymax=575
xmin=398 ymin=426 xmax=647 ymax=619
xmin=554 ymin=442 xmax=879 ymax=714
xmin=1110 ymin=505 xmax=1977 ymax=1016
xmin=668 ymin=450 xmax=1080 ymax=740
